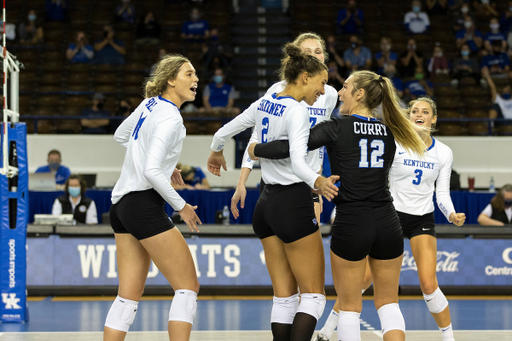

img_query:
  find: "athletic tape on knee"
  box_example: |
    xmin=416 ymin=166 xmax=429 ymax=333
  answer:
xmin=296 ymin=293 xmax=326 ymax=321
xmin=169 ymin=289 xmax=197 ymax=325
xmin=338 ymin=310 xmax=361 ymax=341
xmin=423 ymin=287 xmax=448 ymax=314
xmin=104 ymin=295 xmax=138 ymax=332
xmin=271 ymin=294 xmax=299 ymax=324
xmin=377 ymin=303 xmax=405 ymax=334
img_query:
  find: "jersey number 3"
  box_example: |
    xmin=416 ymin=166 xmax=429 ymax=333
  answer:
xmin=412 ymin=169 xmax=423 ymax=185
xmin=358 ymin=139 xmax=384 ymax=168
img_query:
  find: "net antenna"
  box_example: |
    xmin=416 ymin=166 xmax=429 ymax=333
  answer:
xmin=1 ymin=0 xmax=21 ymax=177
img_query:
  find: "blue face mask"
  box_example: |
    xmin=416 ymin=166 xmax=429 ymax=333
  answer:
xmin=502 ymin=94 xmax=511 ymax=100
xmin=49 ymin=162 xmax=60 ymax=170
xmin=210 ymin=35 xmax=219 ymax=42
xmin=413 ymin=6 xmax=420 ymax=12
xmin=461 ymin=50 xmax=470 ymax=57
xmin=213 ymin=75 xmax=223 ymax=84
xmin=68 ymin=186 xmax=81 ymax=198
xmin=28 ymin=14 xmax=36 ymax=21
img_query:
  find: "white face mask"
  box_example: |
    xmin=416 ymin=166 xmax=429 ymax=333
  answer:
xmin=490 ymin=23 xmax=499 ymax=31
xmin=464 ymin=21 xmax=472 ymax=29
xmin=461 ymin=6 xmax=469 ymax=13
xmin=436 ymin=52 xmax=443 ymax=57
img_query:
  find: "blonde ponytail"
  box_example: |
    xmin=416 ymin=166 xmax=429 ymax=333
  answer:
xmin=144 ymin=54 xmax=190 ymax=98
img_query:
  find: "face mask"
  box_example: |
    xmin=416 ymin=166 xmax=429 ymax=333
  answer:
xmin=415 ymin=73 xmax=424 ymax=80
xmin=464 ymin=21 xmax=472 ymax=29
xmin=481 ymin=0 xmax=489 ymax=4
xmin=120 ymin=105 xmax=129 ymax=112
xmin=505 ymin=199 xmax=512 ymax=208
xmin=413 ymin=5 xmax=420 ymax=12
xmin=351 ymin=42 xmax=359 ymax=49
xmin=49 ymin=162 xmax=60 ymax=170
xmin=213 ymin=75 xmax=223 ymax=84
xmin=409 ymin=44 xmax=416 ymax=50
xmin=461 ymin=50 xmax=470 ymax=57
xmin=97 ymin=102 xmax=105 ymax=109
xmin=191 ymin=14 xmax=199 ymax=20
xmin=68 ymin=186 xmax=81 ymax=198
xmin=210 ymin=35 xmax=219 ymax=42
xmin=461 ymin=6 xmax=469 ymax=13
xmin=490 ymin=23 xmax=499 ymax=31
xmin=436 ymin=52 xmax=443 ymax=57
xmin=502 ymin=93 xmax=511 ymax=100
xmin=28 ymin=14 xmax=36 ymax=21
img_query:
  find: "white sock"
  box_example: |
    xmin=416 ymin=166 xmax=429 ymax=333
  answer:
xmin=361 ymin=289 xmax=365 ymax=294
xmin=319 ymin=309 xmax=338 ymax=339
xmin=337 ymin=310 xmax=361 ymax=341
xmin=440 ymin=323 xmax=455 ymax=341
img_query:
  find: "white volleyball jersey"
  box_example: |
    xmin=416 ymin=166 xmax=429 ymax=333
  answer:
xmin=241 ymin=81 xmax=338 ymax=172
xmin=389 ymin=137 xmax=455 ymax=221
xmin=211 ymin=93 xmax=320 ymax=188
xmin=112 ymin=96 xmax=187 ymax=211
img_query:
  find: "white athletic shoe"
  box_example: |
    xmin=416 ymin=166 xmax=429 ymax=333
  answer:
xmin=315 ymin=333 xmax=330 ymax=341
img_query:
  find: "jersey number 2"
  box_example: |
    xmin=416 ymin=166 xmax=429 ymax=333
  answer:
xmin=358 ymin=139 xmax=384 ymax=168
xmin=261 ymin=117 xmax=269 ymax=143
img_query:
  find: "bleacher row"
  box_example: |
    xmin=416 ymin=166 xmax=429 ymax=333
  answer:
xmin=6 ymin=0 xmax=231 ymax=134
xmin=289 ymin=0 xmax=512 ymax=136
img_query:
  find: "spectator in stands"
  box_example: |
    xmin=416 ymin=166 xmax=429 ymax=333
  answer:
xmin=404 ymin=65 xmax=434 ymax=100
xmin=45 ymin=0 xmax=68 ymax=22
xmin=336 ymin=0 xmax=364 ymax=35
xmin=201 ymin=28 xmax=233 ymax=71
xmin=80 ymin=92 xmax=111 ymax=134
xmin=404 ymin=0 xmax=430 ymax=35
xmin=110 ymin=99 xmax=133 ymax=133
xmin=326 ymin=36 xmax=345 ymax=71
xmin=66 ymin=31 xmax=94 ymax=63
xmin=181 ymin=8 xmax=210 ymax=43
xmin=452 ymin=2 xmax=472 ymax=32
xmin=327 ymin=60 xmax=344 ymax=90
xmin=375 ymin=37 xmax=397 ymax=77
xmin=456 ymin=15 xmax=482 ymax=54
xmin=18 ymin=9 xmax=44 ymax=45
xmin=35 ymin=149 xmax=71 ymax=188
xmin=135 ymin=11 xmax=161 ymax=45
xmin=343 ymin=35 xmax=372 ymax=74
xmin=173 ymin=164 xmax=210 ymax=190
xmin=150 ymin=48 xmax=167 ymax=74
xmin=448 ymin=0 xmax=468 ymax=13
xmin=93 ymin=25 xmax=126 ymax=65
xmin=400 ymin=38 xmax=424 ymax=78
xmin=427 ymin=44 xmax=450 ymax=78
xmin=426 ymin=0 xmax=448 ymax=16
xmin=198 ymin=68 xmax=240 ymax=117
xmin=477 ymin=184 xmax=512 ymax=225
xmin=115 ymin=0 xmax=135 ymax=24
xmin=481 ymin=40 xmax=511 ymax=78
xmin=472 ymin=0 xmax=498 ymax=19
xmin=483 ymin=69 xmax=512 ymax=128
xmin=484 ymin=18 xmax=507 ymax=54
xmin=0 ymin=15 xmax=16 ymax=41
xmin=452 ymin=43 xmax=481 ymax=86
xmin=500 ymin=1 xmax=512 ymax=35
xmin=52 ymin=174 xmax=98 ymax=225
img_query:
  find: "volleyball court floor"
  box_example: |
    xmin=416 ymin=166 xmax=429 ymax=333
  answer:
xmin=0 ymin=295 xmax=511 ymax=340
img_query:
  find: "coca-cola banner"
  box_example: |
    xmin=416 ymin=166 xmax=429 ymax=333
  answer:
xmin=26 ymin=236 xmax=512 ymax=287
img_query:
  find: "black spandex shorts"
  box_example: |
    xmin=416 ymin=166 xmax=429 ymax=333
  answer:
xmin=110 ymin=189 xmax=175 ymax=240
xmin=312 ymin=192 xmax=320 ymax=203
xmin=398 ymin=211 xmax=436 ymax=239
xmin=252 ymin=182 xmax=319 ymax=243
xmin=331 ymin=202 xmax=403 ymax=262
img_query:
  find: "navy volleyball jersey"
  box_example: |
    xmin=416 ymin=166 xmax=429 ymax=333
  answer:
xmin=254 ymin=114 xmax=397 ymax=204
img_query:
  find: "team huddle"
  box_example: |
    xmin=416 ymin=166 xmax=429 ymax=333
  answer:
xmin=103 ymin=32 xmax=466 ymax=341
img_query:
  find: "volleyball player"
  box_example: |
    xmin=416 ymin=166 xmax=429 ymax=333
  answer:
xmin=251 ymin=70 xmax=427 ymax=341
xmin=208 ymin=44 xmax=339 ymax=341
xmin=314 ymin=98 xmax=466 ymax=341
xmin=104 ymin=55 xmax=202 ymax=341
xmin=231 ymin=32 xmax=338 ymax=224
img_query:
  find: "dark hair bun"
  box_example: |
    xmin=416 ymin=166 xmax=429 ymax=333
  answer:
xmin=283 ymin=43 xmax=303 ymax=59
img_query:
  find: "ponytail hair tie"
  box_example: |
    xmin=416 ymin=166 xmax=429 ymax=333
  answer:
xmin=378 ymin=76 xmax=384 ymax=83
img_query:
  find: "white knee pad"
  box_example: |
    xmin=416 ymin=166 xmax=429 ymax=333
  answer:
xmin=338 ymin=310 xmax=361 ymax=341
xmin=271 ymin=294 xmax=299 ymax=324
xmin=423 ymin=287 xmax=448 ymax=314
xmin=296 ymin=293 xmax=326 ymax=320
xmin=169 ymin=289 xmax=197 ymax=325
xmin=377 ymin=303 xmax=405 ymax=335
xmin=105 ymin=296 xmax=138 ymax=332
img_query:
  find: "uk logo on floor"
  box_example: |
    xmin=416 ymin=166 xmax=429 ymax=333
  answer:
xmin=2 ymin=293 xmax=21 ymax=309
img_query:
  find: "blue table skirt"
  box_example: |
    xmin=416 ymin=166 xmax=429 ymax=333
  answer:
xmin=29 ymin=190 xmax=495 ymax=225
